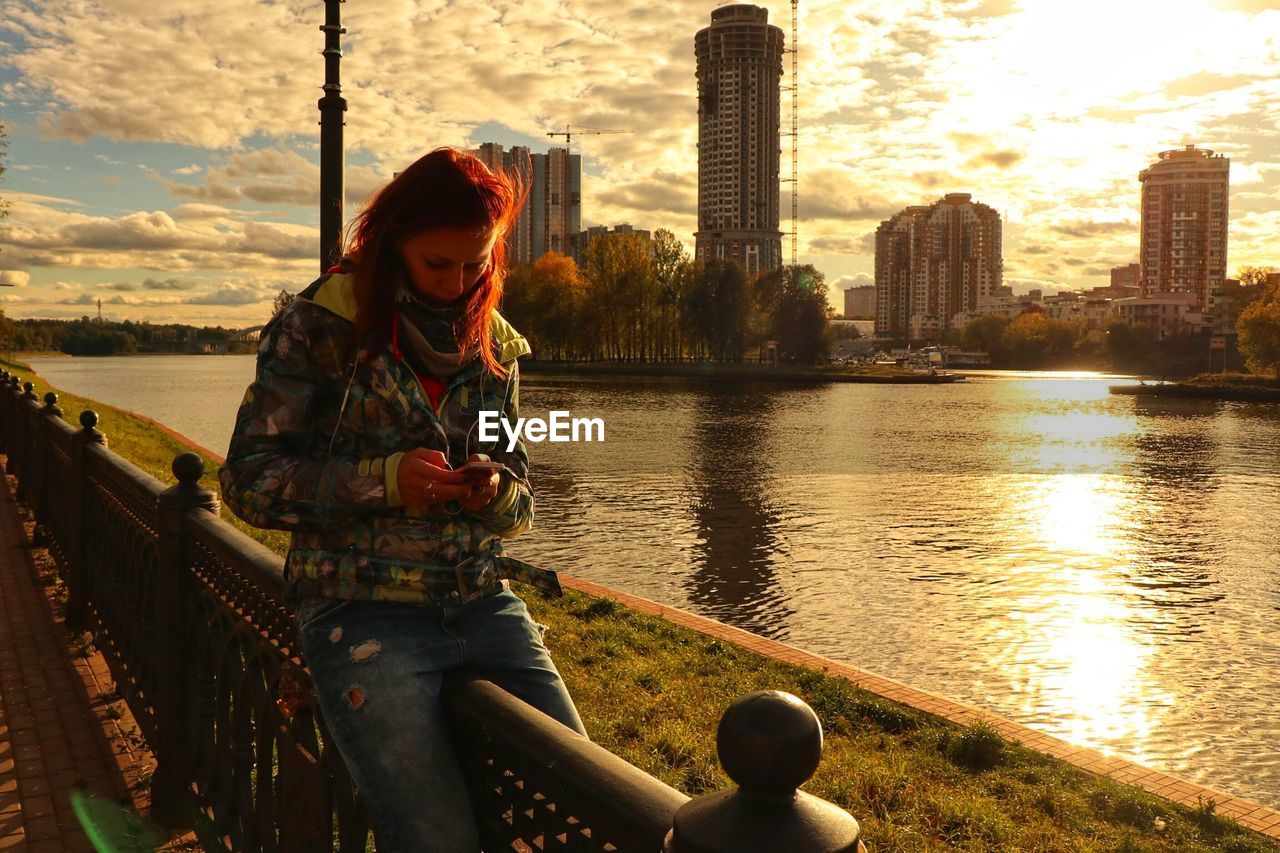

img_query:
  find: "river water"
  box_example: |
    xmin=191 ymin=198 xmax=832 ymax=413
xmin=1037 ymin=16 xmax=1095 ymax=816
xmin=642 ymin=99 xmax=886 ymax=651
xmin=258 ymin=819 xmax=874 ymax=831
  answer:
xmin=28 ymin=355 xmax=1280 ymax=808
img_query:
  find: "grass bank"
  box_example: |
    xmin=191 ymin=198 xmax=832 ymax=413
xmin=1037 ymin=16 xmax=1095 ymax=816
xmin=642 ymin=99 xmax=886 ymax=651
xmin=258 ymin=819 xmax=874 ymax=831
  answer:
xmin=4 ymin=357 xmax=1276 ymax=852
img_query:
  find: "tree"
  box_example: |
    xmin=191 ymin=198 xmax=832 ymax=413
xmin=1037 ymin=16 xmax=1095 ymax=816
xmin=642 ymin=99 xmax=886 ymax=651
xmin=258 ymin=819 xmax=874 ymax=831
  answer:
xmin=1237 ymin=266 xmax=1277 ymax=289
xmin=1237 ymin=276 xmax=1280 ymax=377
xmin=651 ymin=230 xmax=692 ymax=360
xmin=753 ymin=265 xmax=831 ymax=364
xmin=271 ymin=289 xmax=295 ymax=318
xmin=504 ymin=254 xmax=591 ymax=360
xmin=1001 ymin=312 xmax=1079 ymax=368
xmin=1218 ymin=266 xmax=1277 ymax=331
xmin=683 ymin=260 xmax=752 ymax=361
xmin=960 ymin=314 xmax=1011 ymax=365
xmin=580 ymin=233 xmax=655 ymax=360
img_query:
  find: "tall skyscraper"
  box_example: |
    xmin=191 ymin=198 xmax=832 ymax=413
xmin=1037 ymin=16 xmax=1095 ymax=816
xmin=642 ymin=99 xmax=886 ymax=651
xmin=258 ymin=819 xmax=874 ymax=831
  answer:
xmin=470 ymin=143 xmax=579 ymax=265
xmin=532 ymin=147 xmax=582 ymax=260
xmin=694 ymin=4 xmax=783 ymax=276
xmin=874 ymin=194 xmax=1003 ymax=341
xmin=1138 ymin=145 xmax=1229 ymax=315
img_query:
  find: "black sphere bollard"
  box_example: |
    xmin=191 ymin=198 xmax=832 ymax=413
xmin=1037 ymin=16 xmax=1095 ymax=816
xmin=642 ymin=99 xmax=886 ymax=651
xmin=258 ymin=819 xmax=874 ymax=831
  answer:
xmin=664 ymin=691 xmax=863 ymax=853
xmin=172 ymin=451 xmax=205 ymax=486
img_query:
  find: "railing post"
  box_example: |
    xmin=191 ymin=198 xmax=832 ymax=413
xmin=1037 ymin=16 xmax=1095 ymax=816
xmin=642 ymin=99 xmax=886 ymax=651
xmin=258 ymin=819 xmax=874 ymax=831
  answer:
xmin=663 ymin=691 xmax=864 ymax=853
xmin=0 ymin=369 xmax=9 ymax=456
xmin=31 ymin=392 xmax=63 ymax=546
xmin=65 ymin=411 xmax=106 ymax=633
xmin=14 ymin=381 xmax=38 ymax=500
xmin=151 ymin=452 xmax=220 ymax=824
xmin=4 ymin=375 xmax=19 ymax=475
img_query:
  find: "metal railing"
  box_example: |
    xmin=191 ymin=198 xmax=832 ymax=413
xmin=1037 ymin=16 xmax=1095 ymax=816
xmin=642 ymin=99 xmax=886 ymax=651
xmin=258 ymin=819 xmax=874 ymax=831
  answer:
xmin=0 ymin=369 xmax=864 ymax=852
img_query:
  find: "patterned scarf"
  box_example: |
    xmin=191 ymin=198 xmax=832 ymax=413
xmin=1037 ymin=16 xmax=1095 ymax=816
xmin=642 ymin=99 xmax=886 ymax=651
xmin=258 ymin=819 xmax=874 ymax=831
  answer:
xmin=394 ymin=279 xmax=474 ymax=381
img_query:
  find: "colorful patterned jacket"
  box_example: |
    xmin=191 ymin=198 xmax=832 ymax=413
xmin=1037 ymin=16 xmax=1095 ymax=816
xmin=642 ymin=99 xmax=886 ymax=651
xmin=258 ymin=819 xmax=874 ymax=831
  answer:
xmin=219 ymin=270 xmax=559 ymax=604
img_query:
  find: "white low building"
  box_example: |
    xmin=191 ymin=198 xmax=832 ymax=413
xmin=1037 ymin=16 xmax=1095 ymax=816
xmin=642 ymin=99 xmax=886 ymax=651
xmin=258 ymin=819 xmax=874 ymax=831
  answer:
xmin=1111 ymin=292 xmax=1206 ymax=339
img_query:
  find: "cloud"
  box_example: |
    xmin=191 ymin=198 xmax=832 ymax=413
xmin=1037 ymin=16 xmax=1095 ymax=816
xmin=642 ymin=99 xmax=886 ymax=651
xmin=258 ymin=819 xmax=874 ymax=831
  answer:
xmin=186 ymin=284 xmax=275 ymax=306
xmin=809 ymin=236 xmax=870 ymax=254
xmin=166 ymin=146 xmax=388 ymax=210
xmin=594 ymin=170 xmax=696 ymax=216
xmin=952 ymin=0 xmax=1021 ymax=19
xmin=831 ymin=273 xmax=873 ymax=290
xmin=966 ymin=149 xmax=1024 ymax=169
xmin=1048 ymin=219 xmax=1136 ymax=238
xmin=912 ymin=172 xmax=951 ymax=189
xmin=0 ymin=194 xmax=319 ymax=273
xmin=173 ymin=164 xmax=203 ymax=175
xmin=0 ymin=271 xmax=32 ymax=287
xmin=1164 ymin=72 xmax=1260 ymax=98
xmin=142 ymin=277 xmax=196 ymax=291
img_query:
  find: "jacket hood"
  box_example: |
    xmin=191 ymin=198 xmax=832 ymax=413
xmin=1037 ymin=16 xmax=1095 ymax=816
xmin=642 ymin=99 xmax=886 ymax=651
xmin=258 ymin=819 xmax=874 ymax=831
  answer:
xmin=300 ymin=271 xmax=531 ymax=362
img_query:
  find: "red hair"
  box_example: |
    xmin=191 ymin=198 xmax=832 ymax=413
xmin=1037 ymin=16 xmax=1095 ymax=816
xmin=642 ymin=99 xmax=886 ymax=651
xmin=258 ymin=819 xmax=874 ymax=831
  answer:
xmin=343 ymin=147 xmax=525 ymax=378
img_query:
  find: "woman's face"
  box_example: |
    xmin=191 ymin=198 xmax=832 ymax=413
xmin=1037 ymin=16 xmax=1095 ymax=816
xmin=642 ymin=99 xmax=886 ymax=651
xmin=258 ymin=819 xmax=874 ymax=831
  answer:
xmin=398 ymin=226 xmax=498 ymax=303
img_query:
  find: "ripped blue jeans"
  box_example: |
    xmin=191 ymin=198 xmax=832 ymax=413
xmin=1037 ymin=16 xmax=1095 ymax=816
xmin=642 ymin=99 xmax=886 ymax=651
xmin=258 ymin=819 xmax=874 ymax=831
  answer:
xmin=295 ymin=587 xmax=587 ymax=853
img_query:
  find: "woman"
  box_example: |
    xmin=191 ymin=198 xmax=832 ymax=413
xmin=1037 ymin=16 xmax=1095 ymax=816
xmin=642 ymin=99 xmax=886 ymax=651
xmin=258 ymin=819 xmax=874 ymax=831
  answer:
xmin=220 ymin=148 xmax=586 ymax=852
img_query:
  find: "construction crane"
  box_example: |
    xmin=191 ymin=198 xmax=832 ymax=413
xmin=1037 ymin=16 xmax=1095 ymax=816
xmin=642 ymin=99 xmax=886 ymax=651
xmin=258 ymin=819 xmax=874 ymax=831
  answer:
xmin=546 ymin=124 xmax=633 ymax=151
xmin=781 ymin=0 xmax=799 ymax=268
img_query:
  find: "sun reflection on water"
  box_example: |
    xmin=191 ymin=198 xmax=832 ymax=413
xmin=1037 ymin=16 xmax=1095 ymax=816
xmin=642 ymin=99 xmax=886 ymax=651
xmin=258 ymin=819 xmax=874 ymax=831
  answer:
xmin=988 ymin=384 xmax=1184 ymax=761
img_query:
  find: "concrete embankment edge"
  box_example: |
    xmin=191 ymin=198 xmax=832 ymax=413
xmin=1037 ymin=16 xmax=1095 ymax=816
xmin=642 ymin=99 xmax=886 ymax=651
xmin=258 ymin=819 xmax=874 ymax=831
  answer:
xmin=559 ymin=574 xmax=1280 ymax=840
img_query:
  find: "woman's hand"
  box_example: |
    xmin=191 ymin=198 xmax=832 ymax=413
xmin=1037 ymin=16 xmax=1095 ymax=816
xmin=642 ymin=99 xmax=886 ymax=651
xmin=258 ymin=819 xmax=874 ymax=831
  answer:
xmin=457 ymin=453 xmax=502 ymax=511
xmin=396 ymin=448 xmax=473 ymax=509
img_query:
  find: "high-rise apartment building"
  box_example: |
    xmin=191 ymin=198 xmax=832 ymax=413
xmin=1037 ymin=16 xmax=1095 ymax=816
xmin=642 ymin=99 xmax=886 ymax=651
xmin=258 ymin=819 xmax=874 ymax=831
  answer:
xmin=1110 ymin=262 xmax=1140 ymax=291
xmin=470 ymin=143 xmax=580 ymax=265
xmin=1138 ymin=145 xmax=1229 ymax=315
xmin=874 ymin=193 xmax=1003 ymax=341
xmin=694 ymin=4 xmax=783 ymax=276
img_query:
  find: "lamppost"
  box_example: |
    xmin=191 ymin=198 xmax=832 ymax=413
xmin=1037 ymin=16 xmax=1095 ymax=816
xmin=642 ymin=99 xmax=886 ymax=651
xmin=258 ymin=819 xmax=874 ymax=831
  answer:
xmin=318 ymin=0 xmax=347 ymax=272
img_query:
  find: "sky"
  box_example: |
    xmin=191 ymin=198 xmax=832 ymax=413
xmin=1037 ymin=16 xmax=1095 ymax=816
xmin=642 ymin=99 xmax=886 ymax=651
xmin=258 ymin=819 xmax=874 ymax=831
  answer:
xmin=1 ymin=0 xmax=1279 ymax=328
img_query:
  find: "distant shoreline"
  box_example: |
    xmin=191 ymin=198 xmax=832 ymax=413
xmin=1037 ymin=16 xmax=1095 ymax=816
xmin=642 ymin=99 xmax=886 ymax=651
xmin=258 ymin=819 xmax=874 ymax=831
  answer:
xmin=1110 ymin=381 xmax=1280 ymax=402
xmin=518 ymin=359 xmax=967 ymax=384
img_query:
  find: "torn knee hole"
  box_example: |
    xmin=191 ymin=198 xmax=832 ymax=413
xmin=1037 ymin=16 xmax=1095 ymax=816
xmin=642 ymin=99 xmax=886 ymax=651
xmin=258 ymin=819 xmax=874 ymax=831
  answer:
xmin=349 ymin=639 xmax=381 ymax=663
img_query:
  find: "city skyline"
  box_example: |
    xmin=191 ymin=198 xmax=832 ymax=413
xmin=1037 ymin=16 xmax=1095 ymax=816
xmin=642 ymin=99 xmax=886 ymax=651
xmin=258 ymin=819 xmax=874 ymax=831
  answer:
xmin=1 ymin=0 xmax=1279 ymax=327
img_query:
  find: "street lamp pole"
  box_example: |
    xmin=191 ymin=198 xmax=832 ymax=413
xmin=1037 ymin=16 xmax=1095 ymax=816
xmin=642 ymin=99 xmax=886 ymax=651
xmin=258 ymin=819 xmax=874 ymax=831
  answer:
xmin=318 ymin=0 xmax=347 ymax=272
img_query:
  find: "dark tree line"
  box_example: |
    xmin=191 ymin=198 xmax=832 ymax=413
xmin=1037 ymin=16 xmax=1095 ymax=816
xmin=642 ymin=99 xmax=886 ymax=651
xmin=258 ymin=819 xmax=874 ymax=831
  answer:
xmin=0 ymin=316 xmax=256 ymax=356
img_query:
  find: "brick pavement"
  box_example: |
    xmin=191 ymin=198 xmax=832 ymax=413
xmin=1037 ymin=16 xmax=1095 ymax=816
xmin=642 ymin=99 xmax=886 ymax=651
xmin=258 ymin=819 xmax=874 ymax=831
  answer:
xmin=0 ymin=469 xmax=168 ymax=852
xmin=562 ymin=575 xmax=1280 ymax=843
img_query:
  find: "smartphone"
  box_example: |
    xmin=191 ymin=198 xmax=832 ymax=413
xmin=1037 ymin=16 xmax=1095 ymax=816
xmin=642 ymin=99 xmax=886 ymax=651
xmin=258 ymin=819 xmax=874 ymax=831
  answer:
xmin=461 ymin=461 xmax=505 ymax=481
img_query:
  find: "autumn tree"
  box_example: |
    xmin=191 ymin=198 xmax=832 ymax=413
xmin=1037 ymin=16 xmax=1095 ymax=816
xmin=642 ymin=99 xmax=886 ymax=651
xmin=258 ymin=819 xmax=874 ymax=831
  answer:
xmin=580 ymin=233 xmax=655 ymax=360
xmin=1237 ymin=274 xmax=1280 ymax=377
xmin=651 ymin=229 xmax=693 ymax=360
xmin=1000 ymin=312 xmax=1080 ymax=368
xmin=1217 ymin=266 xmax=1277 ymax=331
